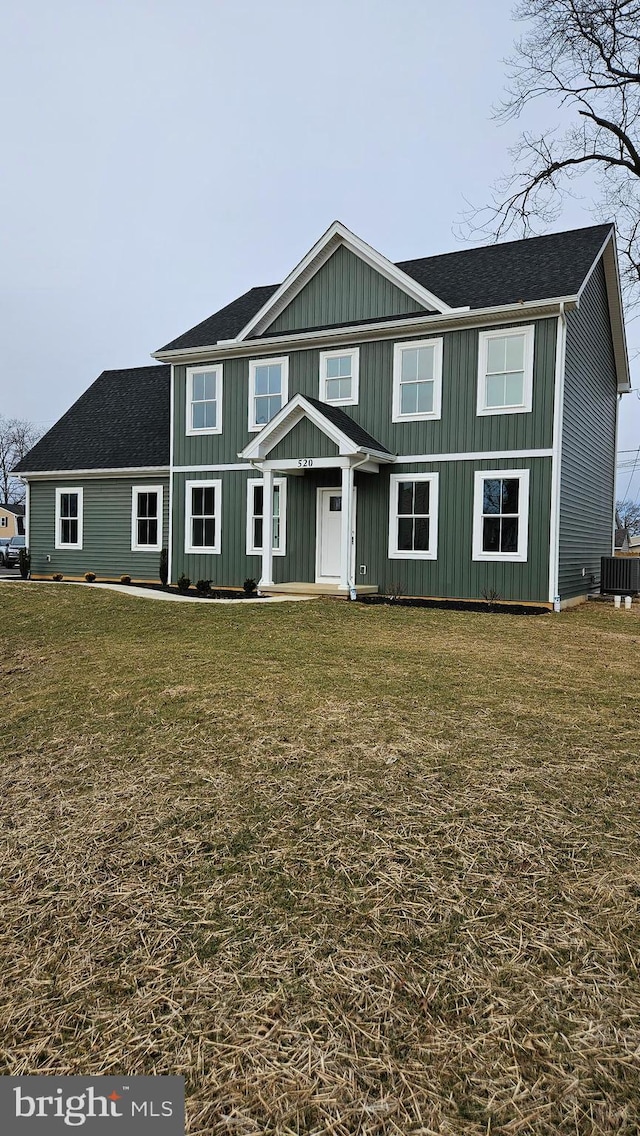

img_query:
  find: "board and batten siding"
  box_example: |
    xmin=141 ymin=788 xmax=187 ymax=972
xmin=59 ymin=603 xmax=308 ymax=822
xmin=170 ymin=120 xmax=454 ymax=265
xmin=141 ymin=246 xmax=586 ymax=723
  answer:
xmin=559 ymin=260 xmax=618 ymax=598
xmin=173 ymin=317 xmax=557 ymax=470
xmin=29 ymin=476 xmax=169 ymax=580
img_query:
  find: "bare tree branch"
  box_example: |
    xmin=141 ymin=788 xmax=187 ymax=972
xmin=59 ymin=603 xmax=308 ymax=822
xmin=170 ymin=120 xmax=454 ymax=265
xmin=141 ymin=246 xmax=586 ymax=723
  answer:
xmin=0 ymin=417 xmax=43 ymax=505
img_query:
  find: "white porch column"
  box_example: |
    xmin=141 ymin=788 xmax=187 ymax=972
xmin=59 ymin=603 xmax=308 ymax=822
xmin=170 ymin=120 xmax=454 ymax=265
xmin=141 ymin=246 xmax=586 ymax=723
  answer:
xmin=259 ymin=467 xmax=274 ymax=588
xmin=340 ymin=462 xmax=354 ymax=592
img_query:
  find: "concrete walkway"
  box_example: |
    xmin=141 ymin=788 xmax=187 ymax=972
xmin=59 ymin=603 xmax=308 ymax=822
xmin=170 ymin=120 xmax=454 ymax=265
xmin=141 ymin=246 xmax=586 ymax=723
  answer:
xmin=0 ymin=577 xmax=315 ymax=604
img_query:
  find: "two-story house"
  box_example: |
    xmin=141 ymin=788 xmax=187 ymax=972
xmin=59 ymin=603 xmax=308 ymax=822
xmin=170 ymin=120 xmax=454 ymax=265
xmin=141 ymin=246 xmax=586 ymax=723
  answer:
xmin=15 ymin=221 xmax=631 ymax=607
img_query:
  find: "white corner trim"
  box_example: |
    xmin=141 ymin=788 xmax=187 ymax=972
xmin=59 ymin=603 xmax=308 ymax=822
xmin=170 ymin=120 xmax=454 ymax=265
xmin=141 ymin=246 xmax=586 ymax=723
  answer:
xmin=247 ymin=356 xmax=289 ymax=433
xmin=548 ymin=306 xmax=567 ymax=602
xmin=471 ymin=468 xmax=530 ymax=563
xmin=184 ymin=478 xmax=222 ymax=555
xmin=476 ymin=325 xmax=535 ymax=416
xmin=54 ymin=486 xmax=84 ymax=550
xmin=168 ymin=365 xmax=175 ymax=584
xmin=318 ymin=346 xmax=360 ymax=406
xmin=185 ymin=363 xmax=223 ymax=436
xmin=131 ymin=484 xmax=164 ymax=552
xmin=392 ymin=338 xmax=443 ymax=423
xmin=388 ymin=472 xmax=439 ymax=560
xmin=246 ymin=476 xmax=287 ymax=557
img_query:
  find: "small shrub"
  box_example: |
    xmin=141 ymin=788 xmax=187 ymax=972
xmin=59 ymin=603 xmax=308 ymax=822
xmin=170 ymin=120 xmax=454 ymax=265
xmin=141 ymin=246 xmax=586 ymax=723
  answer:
xmin=177 ymin=574 xmax=191 ymax=594
xmin=119 ymin=574 xmax=132 ymax=585
xmin=384 ymin=580 xmax=405 ymax=604
xmin=84 ymin=571 xmax=96 ymax=582
xmin=243 ymin=577 xmax=257 ymax=596
xmin=195 ymin=579 xmax=211 ymax=596
xmin=18 ymin=548 xmax=30 ymax=579
xmin=481 ymin=587 xmax=502 ymax=609
xmin=159 ymin=548 xmax=168 ymax=586
xmin=52 ymin=573 xmax=63 ymax=582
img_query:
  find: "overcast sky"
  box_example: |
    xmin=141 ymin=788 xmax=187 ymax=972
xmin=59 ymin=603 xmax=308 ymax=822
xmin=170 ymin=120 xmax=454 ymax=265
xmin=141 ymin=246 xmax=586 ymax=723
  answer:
xmin=1 ymin=0 xmax=638 ymax=499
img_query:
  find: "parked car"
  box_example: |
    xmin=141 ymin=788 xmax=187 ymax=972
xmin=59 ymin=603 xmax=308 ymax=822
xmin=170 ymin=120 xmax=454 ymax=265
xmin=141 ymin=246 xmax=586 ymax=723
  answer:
xmin=5 ymin=535 xmax=26 ymax=567
xmin=0 ymin=537 xmax=10 ymax=566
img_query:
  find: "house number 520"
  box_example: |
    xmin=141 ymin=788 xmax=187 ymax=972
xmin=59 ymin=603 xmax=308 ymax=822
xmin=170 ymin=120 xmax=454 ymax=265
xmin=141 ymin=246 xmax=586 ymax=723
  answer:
xmin=297 ymin=458 xmax=314 ymax=467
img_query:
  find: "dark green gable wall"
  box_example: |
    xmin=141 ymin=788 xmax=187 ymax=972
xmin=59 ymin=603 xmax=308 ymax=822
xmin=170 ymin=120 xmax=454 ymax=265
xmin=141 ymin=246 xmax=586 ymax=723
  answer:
xmin=265 ymin=245 xmax=428 ymax=334
xmin=29 ymin=477 xmax=169 ymax=580
xmin=559 ymin=261 xmax=617 ymax=598
xmin=268 ymin=419 xmax=339 ymax=462
xmin=173 ymin=317 xmax=557 ymax=469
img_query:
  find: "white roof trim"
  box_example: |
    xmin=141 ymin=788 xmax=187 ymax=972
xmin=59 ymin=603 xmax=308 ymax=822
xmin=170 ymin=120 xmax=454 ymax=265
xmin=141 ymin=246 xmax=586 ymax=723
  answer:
xmin=238 ymin=393 xmax=392 ymax=462
xmin=17 ymin=467 xmax=169 ymax=480
xmin=233 ymin=221 xmax=458 ymax=342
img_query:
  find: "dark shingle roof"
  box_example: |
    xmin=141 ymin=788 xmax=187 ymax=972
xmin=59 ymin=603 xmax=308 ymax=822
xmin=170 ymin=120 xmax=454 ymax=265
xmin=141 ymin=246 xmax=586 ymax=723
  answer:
xmin=304 ymin=397 xmax=391 ymax=455
xmin=1 ymin=502 xmax=24 ymax=515
xmin=13 ymin=365 xmax=170 ymax=473
xmin=157 ymin=225 xmax=613 ymax=352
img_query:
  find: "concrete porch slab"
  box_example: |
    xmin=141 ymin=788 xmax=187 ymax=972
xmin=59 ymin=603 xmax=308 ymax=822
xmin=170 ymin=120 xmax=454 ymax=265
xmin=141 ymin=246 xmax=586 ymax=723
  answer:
xmin=260 ymin=582 xmax=379 ymax=597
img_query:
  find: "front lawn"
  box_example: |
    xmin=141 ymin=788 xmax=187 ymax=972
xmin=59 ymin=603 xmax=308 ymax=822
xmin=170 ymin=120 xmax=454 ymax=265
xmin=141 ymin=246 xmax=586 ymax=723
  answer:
xmin=1 ymin=585 xmax=639 ymax=1134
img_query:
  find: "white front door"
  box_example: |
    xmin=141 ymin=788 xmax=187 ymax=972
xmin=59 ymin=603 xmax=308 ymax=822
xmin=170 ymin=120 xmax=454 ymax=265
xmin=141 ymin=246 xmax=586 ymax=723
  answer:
xmin=316 ymin=487 xmax=356 ymax=583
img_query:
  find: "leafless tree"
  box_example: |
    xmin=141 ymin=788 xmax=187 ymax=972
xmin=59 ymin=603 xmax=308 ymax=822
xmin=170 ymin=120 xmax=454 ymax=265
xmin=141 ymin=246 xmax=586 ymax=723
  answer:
xmin=617 ymin=496 xmax=640 ymax=531
xmin=0 ymin=417 xmax=43 ymax=505
xmin=465 ymin=2 xmax=640 ymax=301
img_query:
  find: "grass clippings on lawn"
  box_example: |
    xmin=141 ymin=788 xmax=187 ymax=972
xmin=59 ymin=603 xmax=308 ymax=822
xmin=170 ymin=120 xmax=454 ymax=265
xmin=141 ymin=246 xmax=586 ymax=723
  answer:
xmin=1 ymin=585 xmax=639 ymax=1134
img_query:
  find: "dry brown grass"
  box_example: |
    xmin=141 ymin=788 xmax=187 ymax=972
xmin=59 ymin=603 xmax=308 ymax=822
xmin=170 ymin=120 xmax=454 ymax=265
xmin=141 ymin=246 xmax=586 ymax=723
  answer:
xmin=1 ymin=584 xmax=639 ymax=1134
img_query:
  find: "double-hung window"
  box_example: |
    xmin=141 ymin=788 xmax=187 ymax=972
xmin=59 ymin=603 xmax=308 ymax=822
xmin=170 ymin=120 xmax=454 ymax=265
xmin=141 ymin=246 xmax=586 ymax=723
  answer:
xmin=55 ymin=488 xmax=83 ymax=550
xmin=186 ymin=365 xmax=223 ymax=435
xmin=184 ymin=479 xmax=221 ymax=555
xmin=131 ymin=486 xmax=163 ymax=552
xmin=477 ymin=327 xmax=534 ymax=415
xmin=388 ymin=473 xmax=439 ymax=560
xmin=472 ymin=469 xmax=530 ymax=561
xmin=392 ymin=339 xmax=443 ymax=422
xmin=319 ymin=348 xmax=359 ymax=405
xmin=246 ymin=477 xmax=287 ymax=556
xmin=248 ymin=358 xmax=289 ymax=431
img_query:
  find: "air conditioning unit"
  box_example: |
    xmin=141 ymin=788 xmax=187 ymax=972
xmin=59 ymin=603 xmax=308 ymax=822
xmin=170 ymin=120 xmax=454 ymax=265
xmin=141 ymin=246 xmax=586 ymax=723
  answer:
xmin=601 ymin=556 xmax=640 ymax=594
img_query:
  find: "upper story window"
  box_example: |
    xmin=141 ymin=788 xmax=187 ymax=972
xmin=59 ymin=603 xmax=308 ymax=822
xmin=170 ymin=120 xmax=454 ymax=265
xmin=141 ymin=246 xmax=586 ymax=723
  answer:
xmin=184 ymin=479 xmax=221 ymax=555
xmin=186 ymin=365 xmax=223 ymax=435
xmin=392 ymin=339 xmax=443 ymax=422
xmin=477 ymin=327 xmax=534 ymax=415
xmin=319 ymin=348 xmax=359 ymax=405
xmin=246 ymin=477 xmax=287 ymax=556
xmin=472 ymin=469 xmax=530 ymax=562
xmin=248 ymin=357 xmax=289 ymax=432
xmin=388 ymin=473 xmax=439 ymax=560
xmin=131 ymin=486 xmax=163 ymax=552
xmin=55 ymin=488 xmax=83 ymax=550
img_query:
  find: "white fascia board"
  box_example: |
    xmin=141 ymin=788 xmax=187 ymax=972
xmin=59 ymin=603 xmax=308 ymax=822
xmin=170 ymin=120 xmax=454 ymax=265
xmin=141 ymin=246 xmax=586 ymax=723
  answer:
xmin=152 ymin=296 xmax=578 ymax=366
xmin=232 ymin=221 xmax=455 ymax=342
xmin=18 ymin=467 xmax=169 ymax=480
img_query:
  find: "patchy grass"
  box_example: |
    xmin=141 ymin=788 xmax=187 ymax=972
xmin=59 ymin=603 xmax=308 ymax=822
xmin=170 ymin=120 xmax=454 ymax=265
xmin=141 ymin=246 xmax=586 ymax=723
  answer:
xmin=1 ymin=584 xmax=639 ymax=1134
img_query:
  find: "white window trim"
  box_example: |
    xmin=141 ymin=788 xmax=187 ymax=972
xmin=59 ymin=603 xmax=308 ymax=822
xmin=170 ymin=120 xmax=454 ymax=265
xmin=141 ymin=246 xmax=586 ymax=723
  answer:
xmin=476 ymin=325 xmax=534 ymax=416
xmin=0 ymin=517 xmax=7 ymax=527
xmin=54 ymin=487 xmax=83 ymax=550
xmin=185 ymin=364 xmax=223 ymax=436
xmin=388 ymin=472 xmax=439 ymax=560
xmin=392 ymin=338 xmax=443 ymax=423
xmin=131 ymin=485 xmax=163 ymax=552
xmin=318 ymin=347 xmax=360 ymax=406
xmin=184 ymin=478 xmax=222 ymax=555
xmin=246 ymin=477 xmax=287 ymax=557
xmin=248 ymin=357 xmax=289 ymax=432
xmin=472 ymin=468 xmax=530 ymax=562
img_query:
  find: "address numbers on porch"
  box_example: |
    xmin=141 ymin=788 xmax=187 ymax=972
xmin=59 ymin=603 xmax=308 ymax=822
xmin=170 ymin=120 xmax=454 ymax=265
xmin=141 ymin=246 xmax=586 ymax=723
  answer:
xmin=297 ymin=458 xmax=314 ymax=467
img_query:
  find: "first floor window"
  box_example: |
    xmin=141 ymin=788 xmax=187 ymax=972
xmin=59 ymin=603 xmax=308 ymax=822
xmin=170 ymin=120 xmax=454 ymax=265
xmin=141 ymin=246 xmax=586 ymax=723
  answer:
xmin=185 ymin=479 xmax=221 ymax=554
xmin=186 ymin=365 xmax=222 ymax=434
xmin=131 ymin=485 xmax=163 ymax=551
xmin=249 ymin=357 xmax=289 ymax=430
xmin=392 ymin=339 xmax=443 ymax=421
xmin=472 ymin=469 xmax=530 ymax=561
xmin=388 ymin=473 xmax=438 ymax=559
xmin=246 ymin=478 xmax=287 ymax=556
xmin=477 ymin=326 xmax=534 ymax=415
xmin=319 ymin=348 xmax=359 ymax=405
xmin=55 ymin=488 xmax=83 ymax=550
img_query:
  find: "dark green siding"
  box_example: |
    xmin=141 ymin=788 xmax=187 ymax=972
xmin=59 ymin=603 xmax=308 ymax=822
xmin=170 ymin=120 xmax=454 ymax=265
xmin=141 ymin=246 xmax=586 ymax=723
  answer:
xmin=29 ymin=476 xmax=169 ymax=580
xmin=268 ymin=418 xmax=339 ymax=461
xmin=173 ymin=318 xmax=557 ymax=470
xmin=559 ymin=262 xmax=617 ymax=598
xmin=356 ymin=458 xmax=552 ymax=602
xmin=266 ymin=245 xmax=428 ymax=334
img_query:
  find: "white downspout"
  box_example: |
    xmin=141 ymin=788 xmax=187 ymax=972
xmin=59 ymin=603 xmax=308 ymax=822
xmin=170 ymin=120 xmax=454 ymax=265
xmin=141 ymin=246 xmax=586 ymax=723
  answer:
xmin=549 ymin=302 xmax=566 ymax=609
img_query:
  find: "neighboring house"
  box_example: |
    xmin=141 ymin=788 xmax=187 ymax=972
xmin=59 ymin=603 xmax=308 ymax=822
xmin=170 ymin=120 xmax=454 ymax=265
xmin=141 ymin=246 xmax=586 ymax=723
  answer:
xmin=0 ymin=503 xmax=25 ymax=538
xmin=615 ymin=527 xmax=630 ymax=554
xmin=14 ymin=221 xmax=631 ymax=607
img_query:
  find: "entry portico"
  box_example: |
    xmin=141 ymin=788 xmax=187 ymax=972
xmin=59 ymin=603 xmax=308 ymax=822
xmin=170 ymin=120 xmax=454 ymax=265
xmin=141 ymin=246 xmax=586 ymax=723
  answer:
xmin=240 ymin=394 xmax=394 ymax=592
